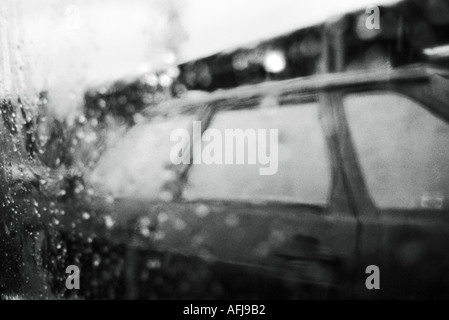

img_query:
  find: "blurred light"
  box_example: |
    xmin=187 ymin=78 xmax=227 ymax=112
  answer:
xmin=144 ymin=73 xmax=159 ymax=86
xmin=263 ymin=50 xmax=286 ymax=73
xmin=423 ymin=44 xmax=449 ymax=58
xmin=166 ymin=66 xmax=180 ymax=78
xmin=163 ymin=51 xmax=178 ymax=65
xmin=232 ymin=53 xmax=249 ymax=70
xmin=138 ymin=64 xmax=151 ymax=74
xmin=159 ymin=74 xmax=173 ymax=87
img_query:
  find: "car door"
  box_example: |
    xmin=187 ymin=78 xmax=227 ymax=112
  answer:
xmin=336 ymin=79 xmax=449 ymax=299
xmin=138 ymin=91 xmax=360 ymax=299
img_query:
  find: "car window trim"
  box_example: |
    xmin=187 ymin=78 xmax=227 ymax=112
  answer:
xmin=178 ymin=92 xmax=336 ymax=210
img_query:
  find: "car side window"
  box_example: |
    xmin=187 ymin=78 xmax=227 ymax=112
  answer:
xmin=183 ymin=100 xmax=332 ymax=205
xmin=90 ymin=115 xmax=194 ymax=199
xmin=344 ymin=91 xmax=449 ymax=210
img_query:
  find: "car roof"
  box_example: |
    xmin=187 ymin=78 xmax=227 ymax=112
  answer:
xmin=146 ymin=64 xmax=449 ymax=117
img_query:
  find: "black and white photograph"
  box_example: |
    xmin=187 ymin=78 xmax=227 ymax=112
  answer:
xmin=1 ymin=0 xmax=449 ymax=303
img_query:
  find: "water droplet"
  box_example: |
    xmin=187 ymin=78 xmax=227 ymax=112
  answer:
xmin=158 ymin=191 xmax=173 ymax=202
xmin=157 ymin=212 xmax=168 ymax=224
xmin=93 ymin=254 xmax=101 ymax=267
xmin=138 ymin=217 xmax=151 ymax=237
xmin=173 ymin=218 xmax=186 ymax=231
xmin=195 ymin=204 xmax=209 ymax=218
xmin=225 ymin=214 xmax=239 ymax=227
xmin=105 ymin=196 xmax=114 ymax=204
xmin=146 ymin=258 xmax=161 ymax=270
xmin=104 ymin=215 xmax=115 ymax=229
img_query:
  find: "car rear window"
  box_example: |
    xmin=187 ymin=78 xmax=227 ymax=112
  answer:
xmin=344 ymin=91 xmax=449 ymax=210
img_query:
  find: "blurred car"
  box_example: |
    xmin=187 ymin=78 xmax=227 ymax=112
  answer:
xmin=2 ymin=0 xmax=449 ymax=299
xmin=75 ymin=63 xmax=449 ymax=299
xmin=1 ymin=62 xmax=449 ymax=299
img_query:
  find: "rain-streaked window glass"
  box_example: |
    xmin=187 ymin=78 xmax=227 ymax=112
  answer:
xmin=2 ymin=0 xmax=449 ymax=301
xmin=183 ymin=102 xmax=332 ymax=205
xmin=90 ymin=115 xmax=194 ymax=199
xmin=345 ymin=92 xmax=449 ymax=209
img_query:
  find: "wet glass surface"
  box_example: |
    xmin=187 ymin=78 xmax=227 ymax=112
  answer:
xmin=1 ymin=0 xmax=449 ymax=300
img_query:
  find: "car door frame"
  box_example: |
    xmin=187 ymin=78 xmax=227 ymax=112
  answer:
xmin=169 ymin=87 xmax=361 ymax=298
xmin=329 ymin=75 xmax=449 ymax=298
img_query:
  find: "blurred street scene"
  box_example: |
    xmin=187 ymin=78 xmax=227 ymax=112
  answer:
xmin=1 ymin=0 xmax=449 ymax=300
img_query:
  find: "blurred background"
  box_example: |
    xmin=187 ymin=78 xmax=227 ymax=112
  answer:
xmin=1 ymin=0 xmax=398 ymax=119
xmin=2 ymin=0 xmax=449 ymax=300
